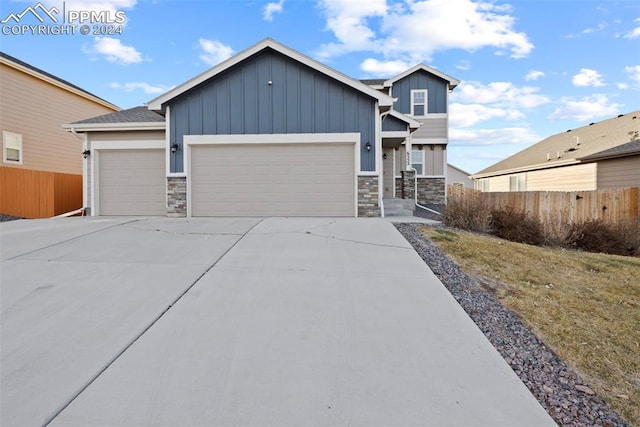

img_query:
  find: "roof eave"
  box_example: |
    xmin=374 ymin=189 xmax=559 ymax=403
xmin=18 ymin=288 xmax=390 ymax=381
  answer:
xmin=471 ymin=159 xmax=581 ymax=179
xmin=146 ymin=38 xmax=394 ymax=110
xmin=62 ymin=122 xmax=166 ymax=132
xmin=383 ymin=63 xmax=460 ymax=89
xmin=1 ymin=55 xmax=119 ymax=111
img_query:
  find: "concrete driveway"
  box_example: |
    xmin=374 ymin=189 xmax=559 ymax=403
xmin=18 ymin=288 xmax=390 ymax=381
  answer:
xmin=1 ymin=217 xmax=554 ymax=426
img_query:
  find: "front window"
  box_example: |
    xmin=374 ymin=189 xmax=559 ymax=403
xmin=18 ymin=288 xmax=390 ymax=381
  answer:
xmin=411 ymin=150 xmax=424 ymax=175
xmin=411 ymin=90 xmax=427 ymax=116
xmin=3 ymin=131 xmax=22 ymax=164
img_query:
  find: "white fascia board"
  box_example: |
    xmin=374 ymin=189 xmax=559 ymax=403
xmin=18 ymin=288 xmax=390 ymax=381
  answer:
xmin=146 ymin=38 xmax=394 ymax=110
xmin=63 ymin=122 xmax=166 ymax=132
xmin=384 ymin=63 xmax=460 ymax=89
xmin=91 ymin=140 xmax=165 ymax=150
xmin=184 ymin=133 xmax=361 ymax=145
xmin=381 ymin=131 xmax=410 ymax=139
xmin=387 ymin=110 xmax=421 ymax=129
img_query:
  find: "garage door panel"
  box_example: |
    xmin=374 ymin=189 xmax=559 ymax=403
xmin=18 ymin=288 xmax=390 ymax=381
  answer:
xmin=191 ymin=143 xmax=355 ymax=217
xmin=99 ymin=149 xmax=165 ymax=216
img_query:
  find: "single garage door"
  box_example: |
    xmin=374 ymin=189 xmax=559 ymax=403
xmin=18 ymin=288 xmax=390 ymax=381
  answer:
xmin=98 ymin=149 xmax=166 ymax=215
xmin=191 ymin=143 xmax=355 ymax=216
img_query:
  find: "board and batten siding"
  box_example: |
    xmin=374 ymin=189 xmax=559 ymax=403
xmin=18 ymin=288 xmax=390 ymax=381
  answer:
xmin=596 ymin=156 xmax=640 ymax=189
xmin=382 ymin=115 xmax=408 ymax=132
xmin=168 ymin=49 xmax=377 ymax=173
xmin=0 ymin=63 xmax=117 ymax=175
xmin=391 ymin=70 xmax=448 ymax=115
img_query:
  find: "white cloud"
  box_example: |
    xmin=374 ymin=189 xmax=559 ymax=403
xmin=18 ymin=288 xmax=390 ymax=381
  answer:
xmin=450 ymin=127 xmax=540 ymax=146
xmin=316 ymin=0 xmax=533 ymax=61
xmin=572 ymin=68 xmax=605 ymax=87
xmin=360 ymin=58 xmax=411 ymax=76
xmin=198 ymin=38 xmax=234 ymax=66
xmin=547 ymin=94 xmax=621 ymax=121
xmin=263 ymin=0 xmax=284 ymax=22
xmin=450 ymin=103 xmax=523 ymax=128
xmin=624 ymin=65 xmax=640 ymax=86
xmin=583 ymin=22 xmax=607 ymax=34
xmin=455 ymin=60 xmax=471 ymax=71
xmin=451 ymin=81 xmax=550 ymax=109
xmin=84 ymin=36 xmax=141 ymax=64
xmin=525 ymin=70 xmax=545 ymax=81
xmin=109 ymin=81 xmax=169 ymax=94
xmin=617 ymin=83 xmax=630 ymax=89
xmin=624 ymin=18 xmax=640 ymax=38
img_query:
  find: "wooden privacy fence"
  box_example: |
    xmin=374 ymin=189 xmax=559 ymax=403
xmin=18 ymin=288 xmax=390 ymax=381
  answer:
xmin=0 ymin=167 xmax=83 ymax=218
xmin=447 ymin=185 xmax=639 ymax=225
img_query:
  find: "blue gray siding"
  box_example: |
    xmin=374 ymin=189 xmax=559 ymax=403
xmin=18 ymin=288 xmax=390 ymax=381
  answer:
xmin=168 ymin=49 xmax=376 ymax=172
xmin=392 ymin=70 xmax=448 ymax=115
xmin=382 ymin=115 xmax=408 ymax=132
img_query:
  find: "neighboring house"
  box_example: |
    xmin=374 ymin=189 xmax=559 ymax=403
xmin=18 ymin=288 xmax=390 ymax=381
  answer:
xmin=0 ymin=52 xmax=119 ymax=218
xmin=64 ymin=38 xmax=458 ymax=217
xmin=472 ymin=111 xmax=640 ymax=192
xmin=447 ymin=164 xmax=473 ymax=188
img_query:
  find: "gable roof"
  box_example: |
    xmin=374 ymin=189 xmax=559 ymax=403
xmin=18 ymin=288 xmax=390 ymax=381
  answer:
xmin=385 ymin=110 xmax=421 ymax=130
xmin=0 ymin=51 xmax=119 ymax=111
xmin=473 ymin=111 xmax=640 ymax=178
xmin=63 ymin=106 xmax=165 ymax=132
xmin=147 ymin=38 xmax=395 ymax=111
xmin=383 ymin=64 xmax=460 ymax=90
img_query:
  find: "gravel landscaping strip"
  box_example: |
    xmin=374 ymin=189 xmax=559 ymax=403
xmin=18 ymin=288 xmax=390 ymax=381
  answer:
xmin=395 ymin=223 xmax=629 ymax=427
xmin=0 ymin=214 xmax=23 ymax=222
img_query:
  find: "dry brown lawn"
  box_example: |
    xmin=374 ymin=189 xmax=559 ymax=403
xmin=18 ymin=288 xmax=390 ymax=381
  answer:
xmin=418 ymin=226 xmax=640 ymax=425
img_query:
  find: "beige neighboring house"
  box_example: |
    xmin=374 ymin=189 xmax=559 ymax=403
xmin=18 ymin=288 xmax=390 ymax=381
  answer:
xmin=472 ymin=111 xmax=640 ymax=192
xmin=447 ymin=164 xmax=473 ymax=188
xmin=0 ymin=52 xmax=119 ymax=217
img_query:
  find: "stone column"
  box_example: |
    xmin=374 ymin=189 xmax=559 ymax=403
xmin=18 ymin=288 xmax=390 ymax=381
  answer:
xmin=401 ymin=169 xmax=416 ymax=200
xmin=167 ymin=176 xmax=187 ymax=217
xmin=357 ymin=175 xmax=380 ymax=217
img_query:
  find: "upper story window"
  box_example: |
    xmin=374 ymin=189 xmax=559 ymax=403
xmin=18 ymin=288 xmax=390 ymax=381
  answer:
xmin=411 ymin=150 xmax=424 ymax=175
xmin=411 ymin=89 xmax=428 ymax=117
xmin=3 ymin=131 xmax=22 ymax=164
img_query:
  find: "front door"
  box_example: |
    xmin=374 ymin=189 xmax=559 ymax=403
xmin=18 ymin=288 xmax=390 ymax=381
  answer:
xmin=382 ymin=148 xmax=395 ymax=198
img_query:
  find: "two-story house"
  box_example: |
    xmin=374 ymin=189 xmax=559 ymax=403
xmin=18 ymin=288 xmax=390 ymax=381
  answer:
xmin=64 ymin=38 xmax=458 ymax=217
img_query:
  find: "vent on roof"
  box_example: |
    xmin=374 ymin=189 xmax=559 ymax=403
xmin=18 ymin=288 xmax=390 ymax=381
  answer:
xmin=557 ymin=151 xmax=561 ymax=159
xmin=589 ymin=122 xmax=595 ymax=125
xmin=567 ymin=147 xmax=577 ymax=152
xmin=576 ymin=136 xmax=580 ymax=145
xmin=618 ymin=114 xmax=624 ymax=117
xmin=566 ymin=129 xmax=572 ymax=132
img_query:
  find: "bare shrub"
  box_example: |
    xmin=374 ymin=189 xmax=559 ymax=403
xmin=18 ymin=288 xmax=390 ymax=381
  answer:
xmin=489 ymin=207 xmax=545 ymax=246
xmin=443 ymin=190 xmax=490 ymax=232
xmin=565 ymin=218 xmax=639 ymax=255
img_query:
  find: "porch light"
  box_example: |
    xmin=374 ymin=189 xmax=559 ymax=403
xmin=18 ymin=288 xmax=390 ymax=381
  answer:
xmin=170 ymin=143 xmax=179 ymax=153
xmin=365 ymin=141 xmax=371 ymax=152
xmin=383 ymin=153 xmax=387 ymax=160
xmin=82 ymin=149 xmax=90 ymax=159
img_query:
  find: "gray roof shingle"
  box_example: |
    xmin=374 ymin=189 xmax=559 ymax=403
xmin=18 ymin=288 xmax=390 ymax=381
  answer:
xmin=579 ymin=140 xmax=640 ymax=161
xmin=72 ymin=106 xmax=165 ymax=124
xmin=360 ymin=79 xmax=386 ymax=86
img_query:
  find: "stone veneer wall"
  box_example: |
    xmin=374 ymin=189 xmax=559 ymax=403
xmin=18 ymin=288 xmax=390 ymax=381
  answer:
xmin=416 ymin=177 xmax=446 ymax=205
xmin=167 ymin=176 xmax=187 ymax=217
xmin=401 ymin=170 xmax=416 ymax=199
xmin=357 ymin=175 xmax=379 ymax=217
xmin=395 ymin=177 xmax=402 ymax=196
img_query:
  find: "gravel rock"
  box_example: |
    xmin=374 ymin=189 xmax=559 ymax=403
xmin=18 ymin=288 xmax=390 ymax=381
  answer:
xmin=395 ymin=223 xmax=629 ymax=427
xmin=0 ymin=213 xmax=22 ymax=222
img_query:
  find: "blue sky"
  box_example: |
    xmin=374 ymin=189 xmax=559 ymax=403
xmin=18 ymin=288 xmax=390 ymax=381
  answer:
xmin=2 ymin=0 xmax=639 ymax=174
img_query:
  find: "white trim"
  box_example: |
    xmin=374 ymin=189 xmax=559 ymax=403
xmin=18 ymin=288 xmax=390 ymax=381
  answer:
xmin=410 ymin=89 xmax=428 ymax=117
xmin=62 ymin=122 xmax=165 ymax=132
xmin=184 ymin=132 xmax=361 ymax=218
xmin=411 ymin=138 xmax=448 ymax=145
xmin=2 ymin=130 xmax=23 ymax=164
xmin=184 ymin=133 xmax=361 ymax=145
xmin=417 ymin=175 xmax=446 ymax=179
xmin=165 ymin=106 xmax=172 ymax=176
xmin=385 ymin=109 xmax=421 ymax=129
xmin=384 ymin=63 xmax=460 ymax=89
xmin=147 ymin=38 xmax=394 ymax=110
xmin=90 ymin=140 xmax=165 ymax=216
xmin=422 ymin=113 xmax=448 ymax=119
xmin=82 ymin=133 xmax=88 ymax=209
xmin=375 ymin=102 xmax=383 ymax=210
xmin=392 ymin=149 xmax=396 ymax=198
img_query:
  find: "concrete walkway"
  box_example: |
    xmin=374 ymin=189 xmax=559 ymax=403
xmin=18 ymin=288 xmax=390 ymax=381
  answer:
xmin=1 ymin=217 xmax=554 ymax=426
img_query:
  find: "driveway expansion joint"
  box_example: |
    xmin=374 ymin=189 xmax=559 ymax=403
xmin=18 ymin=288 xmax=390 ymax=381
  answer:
xmin=42 ymin=218 xmax=264 ymax=426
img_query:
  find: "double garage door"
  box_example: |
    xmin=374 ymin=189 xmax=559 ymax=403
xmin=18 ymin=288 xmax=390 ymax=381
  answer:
xmin=97 ymin=143 xmax=355 ymax=217
xmin=191 ymin=143 xmax=355 ymax=217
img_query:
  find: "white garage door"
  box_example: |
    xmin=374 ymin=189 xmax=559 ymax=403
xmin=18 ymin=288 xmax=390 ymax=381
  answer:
xmin=191 ymin=143 xmax=355 ymax=217
xmin=98 ymin=149 xmax=166 ymax=216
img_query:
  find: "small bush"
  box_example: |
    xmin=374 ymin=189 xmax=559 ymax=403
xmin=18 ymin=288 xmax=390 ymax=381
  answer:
xmin=442 ymin=192 xmax=490 ymax=232
xmin=489 ymin=207 xmax=544 ymax=246
xmin=566 ymin=218 xmax=639 ymax=256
